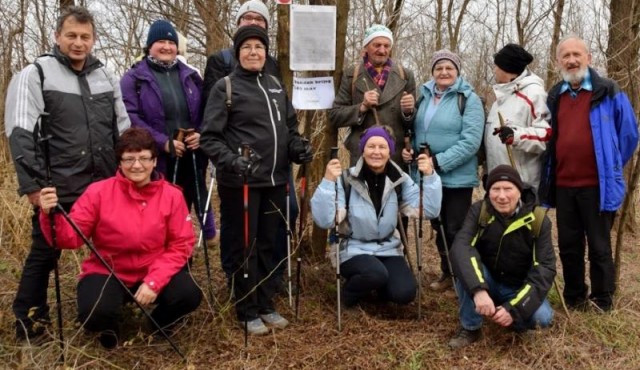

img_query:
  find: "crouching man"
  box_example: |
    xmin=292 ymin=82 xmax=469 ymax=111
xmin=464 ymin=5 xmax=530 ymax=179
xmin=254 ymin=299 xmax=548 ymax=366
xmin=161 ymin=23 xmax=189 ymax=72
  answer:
xmin=448 ymin=165 xmax=555 ymax=349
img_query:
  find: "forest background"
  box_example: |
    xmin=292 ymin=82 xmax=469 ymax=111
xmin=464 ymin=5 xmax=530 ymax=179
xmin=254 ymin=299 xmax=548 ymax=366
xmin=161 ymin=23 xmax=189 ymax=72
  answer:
xmin=1 ymin=0 xmax=640 ymax=368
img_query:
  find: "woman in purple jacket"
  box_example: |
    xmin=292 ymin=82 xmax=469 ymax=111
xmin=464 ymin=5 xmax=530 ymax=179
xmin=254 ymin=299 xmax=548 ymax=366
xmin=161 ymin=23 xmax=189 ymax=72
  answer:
xmin=120 ymin=20 xmax=216 ymax=241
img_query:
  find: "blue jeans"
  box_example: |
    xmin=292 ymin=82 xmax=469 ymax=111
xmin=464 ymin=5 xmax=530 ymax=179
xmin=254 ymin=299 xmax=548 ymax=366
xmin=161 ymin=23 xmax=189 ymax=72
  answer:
xmin=456 ymin=265 xmax=554 ymax=331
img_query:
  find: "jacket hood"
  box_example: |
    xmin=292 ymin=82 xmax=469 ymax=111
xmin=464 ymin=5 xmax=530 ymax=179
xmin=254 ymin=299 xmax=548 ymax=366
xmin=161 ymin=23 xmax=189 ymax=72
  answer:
xmin=423 ymin=76 xmax=475 ymax=98
xmin=493 ymin=70 xmax=544 ymax=102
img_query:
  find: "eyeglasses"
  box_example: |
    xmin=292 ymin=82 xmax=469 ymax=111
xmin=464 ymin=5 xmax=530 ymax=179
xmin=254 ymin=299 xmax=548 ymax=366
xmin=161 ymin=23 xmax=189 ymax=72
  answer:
xmin=121 ymin=156 xmax=154 ymax=166
xmin=239 ymin=44 xmax=266 ymax=53
xmin=240 ymin=15 xmax=266 ymax=24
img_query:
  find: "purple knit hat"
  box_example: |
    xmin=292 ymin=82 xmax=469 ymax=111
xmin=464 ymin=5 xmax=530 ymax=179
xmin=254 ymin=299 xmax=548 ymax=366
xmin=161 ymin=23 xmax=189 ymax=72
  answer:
xmin=359 ymin=126 xmax=396 ymax=154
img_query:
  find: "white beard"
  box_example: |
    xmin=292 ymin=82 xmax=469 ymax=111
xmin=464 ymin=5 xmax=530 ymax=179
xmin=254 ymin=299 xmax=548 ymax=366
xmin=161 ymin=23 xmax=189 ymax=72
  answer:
xmin=561 ymin=66 xmax=588 ymax=86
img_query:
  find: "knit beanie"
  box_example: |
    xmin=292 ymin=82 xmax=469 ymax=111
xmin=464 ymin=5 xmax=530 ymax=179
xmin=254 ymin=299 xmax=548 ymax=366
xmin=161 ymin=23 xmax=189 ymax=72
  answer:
xmin=233 ymin=25 xmax=269 ymax=59
xmin=146 ymin=20 xmax=179 ymax=48
xmin=359 ymin=126 xmax=396 ymax=155
xmin=363 ymin=24 xmax=394 ymax=48
xmin=236 ymin=0 xmax=269 ymax=27
xmin=431 ymin=49 xmax=461 ymax=73
xmin=486 ymin=165 xmax=523 ymax=192
xmin=494 ymin=43 xmax=533 ymax=75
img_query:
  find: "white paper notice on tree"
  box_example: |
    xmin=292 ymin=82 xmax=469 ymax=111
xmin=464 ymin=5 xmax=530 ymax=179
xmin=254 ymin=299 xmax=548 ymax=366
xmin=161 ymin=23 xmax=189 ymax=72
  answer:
xmin=290 ymin=5 xmax=336 ymax=71
xmin=292 ymin=77 xmax=335 ymax=110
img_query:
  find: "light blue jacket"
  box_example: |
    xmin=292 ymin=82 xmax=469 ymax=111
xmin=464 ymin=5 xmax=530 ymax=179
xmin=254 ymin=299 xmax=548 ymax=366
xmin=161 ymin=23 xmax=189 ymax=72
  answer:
xmin=311 ymin=158 xmax=442 ymax=263
xmin=411 ymin=77 xmax=484 ymax=188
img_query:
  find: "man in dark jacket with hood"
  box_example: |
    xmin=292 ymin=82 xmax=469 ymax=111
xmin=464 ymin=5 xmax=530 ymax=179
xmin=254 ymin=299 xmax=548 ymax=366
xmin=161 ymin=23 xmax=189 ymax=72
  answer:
xmin=4 ymin=6 xmax=130 ymax=341
xmin=448 ymin=165 xmax=555 ymax=349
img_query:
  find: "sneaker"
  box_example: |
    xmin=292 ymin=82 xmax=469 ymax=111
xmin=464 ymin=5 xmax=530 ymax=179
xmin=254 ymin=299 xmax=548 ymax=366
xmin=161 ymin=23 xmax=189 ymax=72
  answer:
xmin=98 ymin=330 xmax=118 ymax=349
xmin=448 ymin=327 xmax=481 ymax=349
xmin=239 ymin=318 xmax=269 ymax=335
xmin=259 ymin=312 xmax=289 ymax=329
xmin=430 ymin=273 xmax=453 ymax=292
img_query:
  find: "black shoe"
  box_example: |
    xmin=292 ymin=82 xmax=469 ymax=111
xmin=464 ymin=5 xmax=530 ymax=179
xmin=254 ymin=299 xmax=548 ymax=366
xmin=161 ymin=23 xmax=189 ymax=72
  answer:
xmin=15 ymin=319 xmax=49 ymax=343
xmin=98 ymin=330 xmax=118 ymax=349
xmin=448 ymin=327 xmax=481 ymax=349
xmin=429 ymin=273 xmax=453 ymax=292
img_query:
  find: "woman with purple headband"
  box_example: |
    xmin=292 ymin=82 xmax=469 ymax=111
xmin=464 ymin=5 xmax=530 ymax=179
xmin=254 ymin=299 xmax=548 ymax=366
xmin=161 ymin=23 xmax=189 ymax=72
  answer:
xmin=311 ymin=125 xmax=442 ymax=308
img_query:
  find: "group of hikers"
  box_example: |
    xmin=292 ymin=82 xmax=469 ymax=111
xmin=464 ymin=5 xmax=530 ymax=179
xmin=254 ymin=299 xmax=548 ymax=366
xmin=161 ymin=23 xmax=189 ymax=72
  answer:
xmin=5 ymin=1 xmax=638 ymax=352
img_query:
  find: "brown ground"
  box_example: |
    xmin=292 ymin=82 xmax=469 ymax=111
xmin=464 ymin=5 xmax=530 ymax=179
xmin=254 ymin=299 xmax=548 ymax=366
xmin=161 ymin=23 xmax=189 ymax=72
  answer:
xmin=1 ymin=162 xmax=640 ymax=369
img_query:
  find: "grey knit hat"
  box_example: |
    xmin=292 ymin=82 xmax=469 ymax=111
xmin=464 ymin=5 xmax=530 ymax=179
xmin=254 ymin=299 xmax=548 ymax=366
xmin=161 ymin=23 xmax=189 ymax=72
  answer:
xmin=430 ymin=49 xmax=461 ymax=73
xmin=236 ymin=0 xmax=269 ymax=27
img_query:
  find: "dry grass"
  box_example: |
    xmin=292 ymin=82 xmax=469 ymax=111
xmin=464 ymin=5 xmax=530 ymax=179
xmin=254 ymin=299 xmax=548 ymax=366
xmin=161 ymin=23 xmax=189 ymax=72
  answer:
xmin=2 ymin=140 xmax=640 ymax=369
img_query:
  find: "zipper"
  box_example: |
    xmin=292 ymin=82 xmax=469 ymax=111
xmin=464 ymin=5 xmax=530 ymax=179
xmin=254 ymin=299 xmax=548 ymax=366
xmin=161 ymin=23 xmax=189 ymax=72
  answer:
xmin=272 ymin=99 xmax=281 ymax=121
xmin=257 ymin=74 xmax=278 ymax=186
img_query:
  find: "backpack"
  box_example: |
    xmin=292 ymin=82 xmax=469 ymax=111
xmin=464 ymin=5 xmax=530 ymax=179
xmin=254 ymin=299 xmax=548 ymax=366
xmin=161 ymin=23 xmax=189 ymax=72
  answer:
xmin=472 ymin=201 xmax=547 ymax=248
xmin=221 ymin=48 xmax=234 ymax=76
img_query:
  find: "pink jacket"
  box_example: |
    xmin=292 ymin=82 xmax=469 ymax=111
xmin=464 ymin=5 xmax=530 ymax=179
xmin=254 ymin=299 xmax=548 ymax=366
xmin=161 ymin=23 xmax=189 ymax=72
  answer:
xmin=40 ymin=171 xmax=195 ymax=293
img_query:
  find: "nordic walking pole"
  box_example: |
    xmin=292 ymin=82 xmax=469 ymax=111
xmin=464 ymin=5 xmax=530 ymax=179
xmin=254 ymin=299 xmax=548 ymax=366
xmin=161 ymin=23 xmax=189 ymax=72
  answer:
xmin=171 ymin=129 xmax=187 ymax=184
xmin=415 ymin=143 xmax=428 ymax=320
xmin=17 ymin=157 xmax=187 ymax=361
xmin=294 ymin=139 xmax=309 ymax=318
xmin=196 ymin=163 xmax=216 ymax=250
xmin=187 ymin=131 xmax=214 ymax=305
xmin=241 ymin=143 xmax=251 ymax=347
xmin=36 ymin=114 xmax=64 ymax=361
xmin=362 ymin=78 xmax=381 ymax=125
xmin=285 ymin=180 xmax=293 ymax=307
xmin=496 ymin=115 xmax=570 ymax=319
xmin=421 ymin=143 xmax=458 ymax=298
xmin=329 ymin=146 xmax=342 ymax=331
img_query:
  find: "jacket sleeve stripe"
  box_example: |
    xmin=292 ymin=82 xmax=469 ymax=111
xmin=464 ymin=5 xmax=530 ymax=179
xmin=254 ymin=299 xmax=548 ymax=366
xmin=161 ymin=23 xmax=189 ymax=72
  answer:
xmin=471 ymin=256 xmax=485 ymax=283
xmin=519 ymin=128 xmax=552 ymax=142
xmin=509 ymin=283 xmax=532 ymax=306
xmin=515 ymin=91 xmax=537 ymax=119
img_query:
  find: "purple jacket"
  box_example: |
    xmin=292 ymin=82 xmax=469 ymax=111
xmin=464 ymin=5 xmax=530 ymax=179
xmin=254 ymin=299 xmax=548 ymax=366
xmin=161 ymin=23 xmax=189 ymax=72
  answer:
xmin=120 ymin=59 xmax=204 ymax=173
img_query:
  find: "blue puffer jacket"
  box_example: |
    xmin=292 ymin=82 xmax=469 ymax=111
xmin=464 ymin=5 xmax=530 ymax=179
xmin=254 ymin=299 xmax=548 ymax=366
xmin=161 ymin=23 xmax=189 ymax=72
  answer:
xmin=411 ymin=77 xmax=485 ymax=188
xmin=311 ymin=158 xmax=442 ymax=263
xmin=539 ymin=68 xmax=638 ymax=211
xmin=120 ymin=59 xmax=204 ymax=173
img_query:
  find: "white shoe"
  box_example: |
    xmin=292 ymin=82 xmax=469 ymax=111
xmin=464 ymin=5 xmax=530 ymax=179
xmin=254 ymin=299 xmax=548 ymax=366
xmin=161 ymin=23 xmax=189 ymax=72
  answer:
xmin=239 ymin=318 xmax=269 ymax=335
xmin=259 ymin=312 xmax=289 ymax=329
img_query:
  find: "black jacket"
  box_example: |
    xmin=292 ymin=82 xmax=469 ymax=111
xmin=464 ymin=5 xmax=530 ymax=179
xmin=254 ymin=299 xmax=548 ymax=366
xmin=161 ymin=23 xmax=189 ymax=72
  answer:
xmin=451 ymin=189 xmax=556 ymax=323
xmin=200 ymin=65 xmax=302 ymax=188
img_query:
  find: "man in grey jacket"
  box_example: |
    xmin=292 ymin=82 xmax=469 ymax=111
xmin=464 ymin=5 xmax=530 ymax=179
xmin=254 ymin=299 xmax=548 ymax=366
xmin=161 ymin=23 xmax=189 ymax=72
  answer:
xmin=329 ymin=24 xmax=416 ymax=166
xmin=4 ymin=6 xmax=129 ymax=341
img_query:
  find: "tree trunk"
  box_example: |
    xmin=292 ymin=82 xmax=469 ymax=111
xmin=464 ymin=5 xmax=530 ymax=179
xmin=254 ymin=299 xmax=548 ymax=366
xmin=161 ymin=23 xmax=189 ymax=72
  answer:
xmin=607 ymin=0 xmax=640 ymax=283
xmin=546 ymin=0 xmax=564 ymax=88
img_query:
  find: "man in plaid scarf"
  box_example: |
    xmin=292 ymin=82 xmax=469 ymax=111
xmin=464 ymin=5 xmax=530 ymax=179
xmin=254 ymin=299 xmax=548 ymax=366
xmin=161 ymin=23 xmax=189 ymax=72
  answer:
xmin=329 ymin=24 xmax=416 ymax=168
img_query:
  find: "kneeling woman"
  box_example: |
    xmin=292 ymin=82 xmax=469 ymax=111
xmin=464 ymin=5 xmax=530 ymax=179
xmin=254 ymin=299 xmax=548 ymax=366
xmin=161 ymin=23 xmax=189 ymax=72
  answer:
xmin=38 ymin=127 xmax=201 ymax=348
xmin=311 ymin=126 xmax=442 ymax=307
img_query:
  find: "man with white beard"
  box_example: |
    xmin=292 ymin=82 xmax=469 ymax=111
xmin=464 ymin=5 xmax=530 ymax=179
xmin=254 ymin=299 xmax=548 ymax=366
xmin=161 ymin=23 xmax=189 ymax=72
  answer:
xmin=538 ymin=35 xmax=638 ymax=312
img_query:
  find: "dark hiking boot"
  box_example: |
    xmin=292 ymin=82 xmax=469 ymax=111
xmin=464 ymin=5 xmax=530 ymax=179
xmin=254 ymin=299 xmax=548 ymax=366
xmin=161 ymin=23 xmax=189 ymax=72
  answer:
xmin=15 ymin=318 xmax=49 ymax=344
xmin=430 ymin=273 xmax=453 ymax=292
xmin=448 ymin=327 xmax=481 ymax=349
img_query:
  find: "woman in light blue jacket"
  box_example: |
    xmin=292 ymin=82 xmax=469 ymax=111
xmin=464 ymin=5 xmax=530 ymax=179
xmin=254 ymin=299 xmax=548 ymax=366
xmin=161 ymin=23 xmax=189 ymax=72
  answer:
xmin=312 ymin=126 xmax=442 ymax=307
xmin=402 ymin=50 xmax=484 ymax=293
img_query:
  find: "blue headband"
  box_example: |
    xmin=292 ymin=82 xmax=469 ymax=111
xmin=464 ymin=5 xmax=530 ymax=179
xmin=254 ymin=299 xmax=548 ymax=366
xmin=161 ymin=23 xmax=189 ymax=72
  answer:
xmin=359 ymin=126 xmax=395 ymax=154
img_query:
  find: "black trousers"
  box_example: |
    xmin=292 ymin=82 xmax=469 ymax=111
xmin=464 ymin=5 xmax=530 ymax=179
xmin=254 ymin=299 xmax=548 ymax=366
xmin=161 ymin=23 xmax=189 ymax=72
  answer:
xmin=76 ymin=267 xmax=202 ymax=335
xmin=13 ymin=204 xmax=70 ymax=332
xmin=219 ymin=172 xmax=298 ymax=281
xmin=430 ymin=187 xmax=473 ymax=275
xmin=556 ymin=186 xmax=615 ymax=308
xmin=341 ymin=255 xmax=416 ymax=307
xmin=218 ymin=184 xmax=285 ymax=321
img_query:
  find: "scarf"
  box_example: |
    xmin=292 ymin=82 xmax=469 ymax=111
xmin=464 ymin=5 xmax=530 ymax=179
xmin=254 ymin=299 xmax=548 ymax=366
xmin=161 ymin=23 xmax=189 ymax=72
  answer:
xmin=147 ymin=55 xmax=178 ymax=69
xmin=363 ymin=55 xmax=392 ymax=91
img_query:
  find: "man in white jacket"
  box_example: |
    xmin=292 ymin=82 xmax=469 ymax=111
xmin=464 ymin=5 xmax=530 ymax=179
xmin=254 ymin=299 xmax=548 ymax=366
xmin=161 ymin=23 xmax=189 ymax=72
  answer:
xmin=485 ymin=44 xmax=551 ymax=194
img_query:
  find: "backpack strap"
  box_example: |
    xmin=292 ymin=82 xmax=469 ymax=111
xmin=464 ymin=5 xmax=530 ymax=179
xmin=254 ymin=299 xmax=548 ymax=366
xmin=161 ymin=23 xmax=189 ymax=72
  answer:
xmin=471 ymin=200 xmax=493 ymax=246
xmin=531 ymin=206 xmax=547 ymax=239
xmin=222 ymin=48 xmax=233 ymax=75
xmin=33 ymin=62 xmax=44 ymax=91
xmin=457 ymin=92 xmax=467 ymax=116
xmin=224 ymin=76 xmax=232 ymax=112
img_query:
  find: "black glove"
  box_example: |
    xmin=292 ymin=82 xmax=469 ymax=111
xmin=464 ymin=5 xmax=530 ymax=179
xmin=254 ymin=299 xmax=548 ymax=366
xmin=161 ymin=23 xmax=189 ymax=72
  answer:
xmin=290 ymin=139 xmax=313 ymax=164
xmin=493 ymin=126 xmax=514 ymax=145
xmin=231 ymin=156 xmax=251 ymax=175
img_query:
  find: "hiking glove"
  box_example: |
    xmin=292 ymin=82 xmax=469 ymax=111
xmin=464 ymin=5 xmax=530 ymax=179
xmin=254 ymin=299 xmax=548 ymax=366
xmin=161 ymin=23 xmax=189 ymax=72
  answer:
xmin=290 ymin=139 xmax=313 ymax=164
xmin=231 ymin=156 xmax=252 ymax=175
xmin=493 ymin=126 xmax=515 ymax=145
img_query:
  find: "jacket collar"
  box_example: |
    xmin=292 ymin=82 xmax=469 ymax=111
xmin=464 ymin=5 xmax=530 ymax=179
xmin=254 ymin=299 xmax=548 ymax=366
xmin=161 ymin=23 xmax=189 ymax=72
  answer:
xmin=52 ymin=45 xmax=102 ymax=75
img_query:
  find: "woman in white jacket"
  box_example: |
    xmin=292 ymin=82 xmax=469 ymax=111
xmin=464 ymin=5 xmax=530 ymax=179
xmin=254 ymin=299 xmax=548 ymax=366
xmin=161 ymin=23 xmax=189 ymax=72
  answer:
xmin=486 ymin=44 xmax=551 ymax=194
xmin=311 ymin=126 xmax=442 ymax=307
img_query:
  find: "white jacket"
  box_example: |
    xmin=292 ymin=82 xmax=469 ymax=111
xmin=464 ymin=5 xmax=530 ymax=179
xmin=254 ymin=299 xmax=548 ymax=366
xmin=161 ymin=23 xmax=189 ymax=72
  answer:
xmin=485 ymin=70 xmax=551 ymax=193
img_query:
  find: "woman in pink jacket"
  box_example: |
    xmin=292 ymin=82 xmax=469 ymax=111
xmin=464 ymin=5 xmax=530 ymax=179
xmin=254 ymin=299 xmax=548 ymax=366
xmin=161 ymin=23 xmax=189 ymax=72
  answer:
xmin=39 ymin=127 xmax=201 ymax=349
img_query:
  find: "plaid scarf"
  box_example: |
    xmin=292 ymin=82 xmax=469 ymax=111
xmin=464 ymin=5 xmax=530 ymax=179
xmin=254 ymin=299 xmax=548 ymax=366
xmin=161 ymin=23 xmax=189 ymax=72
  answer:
xmin=363 ymin=55 xmax=393 ymax=91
